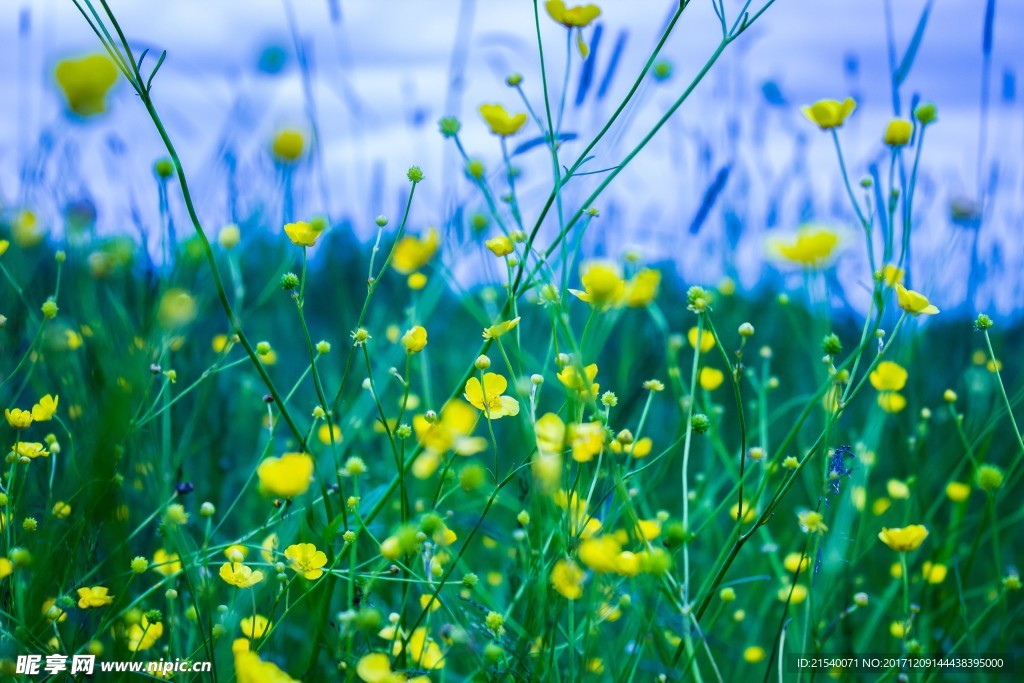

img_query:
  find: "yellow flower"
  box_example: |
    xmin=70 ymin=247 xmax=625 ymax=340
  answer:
xmin=232 ymin=638 xmax=250 ymax=654
xmin=783 ymin=553 xmax=810 ymax=574
xmin=882 ymin=264 xmax=904 ymax=286
xmin=219 ymin=562 xmax=265 ymax=588
xmin=895 ymin=284 xmax=939 ymax=315
xmin=464 ymin=373 xmax=520 ymax=419
xmin=922 ymin=561 xmax=947 ymax=584
xmin=401 ymin=325 xmax=428 ymax=354
xmin=730 ymin=502 xmax=757 ymax=523
xmin=610 ymin=436 xmax=652 ymax=458
xmin=570 ymin=261 xmax=625 ymax=308
xmin=772 ymin=226 xmax=840 ymax=267
xmin=284 ymin=543 xmax=328 ymax=580
xmin=152 ymin=549 xmax=182 ymax=577
xmin=5 ymin=408 xmax=32 ymax=430
xmin=545 ymin=0 xmax=601 ymax=27
xmin=356 ymin=653 xmax=393 ymax=683
xmin=778 ymin=583 xmax=808 ymax=604
xmin=257 ymin=452 xmax=314 ymax=498
xmin=801 ymin=97 xmax=857 ymax=130
xmin=479 ymin=103 xmax=527 ymax=137
xmin=884 ymin=118 xmax=913 ymax=147
xmin=12 ymin=210 xmax=44 ymax=248
xmin=623 ymin=268 xmax=661 ymax=307
xmin=51 ymin=501 xmax=71 ymax=519
xmin=127 ymin=615 xmax=163 ymax=652
xmin=0 ymin=559 xmax=13 ymax=579
xmin=235 ymin=650 xmax=299 ymax=683
xmin=12 ymin=442 xmax=49 ymax=459
xmin=55 ymin=54 xmax=119 ymax=116
xmin=225 ymin=544 xmax=249 ymax=561
xmin=878 ymin=525 xmax=928 ymax=552
xmin=283 ymin=220 xmax=324 ymax=247
xmin=886 ymin=479 xmax=910 ymax=499
xmin=869 ymin=361 xmax=908 ymax=391
xmin=688 ymin=327 xmax=715 ymax=353
xmin=569 ymin=422 xmax=605 ymax=463
xmin=31 ymin=395 xmax=58 ymax=422
xmin=877 ymin=392 xmax=907 ymax=413
xmin=557 ymin=363 xmax=599 ymax=399
xmin=77 ymin=586 xmax=114 ymax=608
xmin=261 ymin=534 xmax=279 ymax=564
xmin=41 ymin=597 xmax=66 ymax=623
xmin=743 ymin=646 xmax=766 ymax=663
xmin=699 ymin=367 xmax=725 ymax=391
xmin=535 ymin=413 xmax=567 ymax=455
xmin=798 ymin=510 xmax=828 ymax=534
xmin=413 ymin=399 xmax=486 ymax=459
xmin=945 ymin=481 xmax=970 ymax=502
xmin=392 ymin=628 xmax=444 ymax=670
xmin=392 ymin=228 xmax=440 ymax=274
xmin=578 ymin=536 xmax=622 ymax=573
xmin=483 ymin=317 xmax=521 ymax=340
xmin=271 ymin=129 xmax=305 ymax=162
xmin=240 ymin=614 xmax=271 ymax=639
xmin=317 ymin=423 xmax=342 ymax=445
xmin=485 ymin=236 xmax=514 ymax=256
xmin=890 ymin=620 xmax=909 ymax=638
xmin=0 ymin=240 xmax=8 ymax=257
xmin=551 ymin=559 xmax=585 ymax=600
xmin=157 ymin=288 xmax=197 ymax=329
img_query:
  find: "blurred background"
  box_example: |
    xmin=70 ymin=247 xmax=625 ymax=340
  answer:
xmin=1 ymin=0 xmax=1022 ymax=317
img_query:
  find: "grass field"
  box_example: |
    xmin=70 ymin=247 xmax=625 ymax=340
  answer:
xmin=0 ymin=1 xmax=1021 ymax=681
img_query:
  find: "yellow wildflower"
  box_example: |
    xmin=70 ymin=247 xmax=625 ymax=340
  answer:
xmin=570 ymin=261 xmax=625 ymax=308
xmin=77 ymin=586 xmax=114 ymax=608
xmin=257 ymin=452 xmax=314 ymax=498
xmin=551 ymin=559 xmax=585 ymax=600
xmin=545 ymin=0 xmax=601 ymax=27
xmin=219 ymin=562 xmax=265 ymax=588
xmin=283 ymin=220 xmax=324 ymax=247
xmin=878 ymin=525 xmax=928 ymax=552
xmin=126 ymin=615 xmax=163 ymax=652
xmin=772 ymin=226 xmax=840 ymax=267
xmin=557 ymin=363 xmax=599 ymax=399
xmin=5 ymin=408 xmax=32 ymax=430
xmin=479 ymin=103 xmax=527 ymax=137
xmin=271 ymin=129 xmax=305 ymax=162
xmin=895 ymin=284 xmax=939 ymax=315
xmin=401 ymin=325 xmax=428 ymax=354
xmin=284 ymin=543 xmax=328 ymax=580
xmin=392 ymin=228 xmax=439 ymax=274
xmin=55 ymin=54 xmax=118 ymax=116
xmin=464 ymin=373 xmax=520 ymax=419
xmin=240 ymin=614 xmax=271 ymax=639
xmin=884 ymin=118 xmax=913 ymax=147
xmin=877 ymin=392 xmax=907 ymax=413
xmin=798 ymin=510 xmax=828 ymax=534
xmin=623 ymin=268 xmax=661 ymax=307
xmin=699 ymin=367 xmax=724 ymax=391
xmin=922 ymin=561 xmax=947 ymax=584
xmin=152 ymin=549 xmax=182 ymax=577
xmin=869 ymin=361 xmax=908 ymax=391
xmin=483 ymin=317 xmax=520 ymax=340
xmin=688 ymin=326 xmax=715 ymax=353
xmin=801 ymin=97 xmax=857 ymax=129
xmin=31 ymin=395 xmax=58 ymax=421
xmin=235 ymin=650 xmax=299 ymax=683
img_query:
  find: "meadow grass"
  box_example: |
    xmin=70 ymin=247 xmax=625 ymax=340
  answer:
xmin=0 ymin=1 xmax=1021 ymax=681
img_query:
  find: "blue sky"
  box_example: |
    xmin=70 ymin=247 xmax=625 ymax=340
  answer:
xmin=1 ymin=0 xmax=1021 ymax=316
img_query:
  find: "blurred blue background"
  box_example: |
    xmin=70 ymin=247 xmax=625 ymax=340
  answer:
xmin=1 ymin=0 xmax=1021 ymax=317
